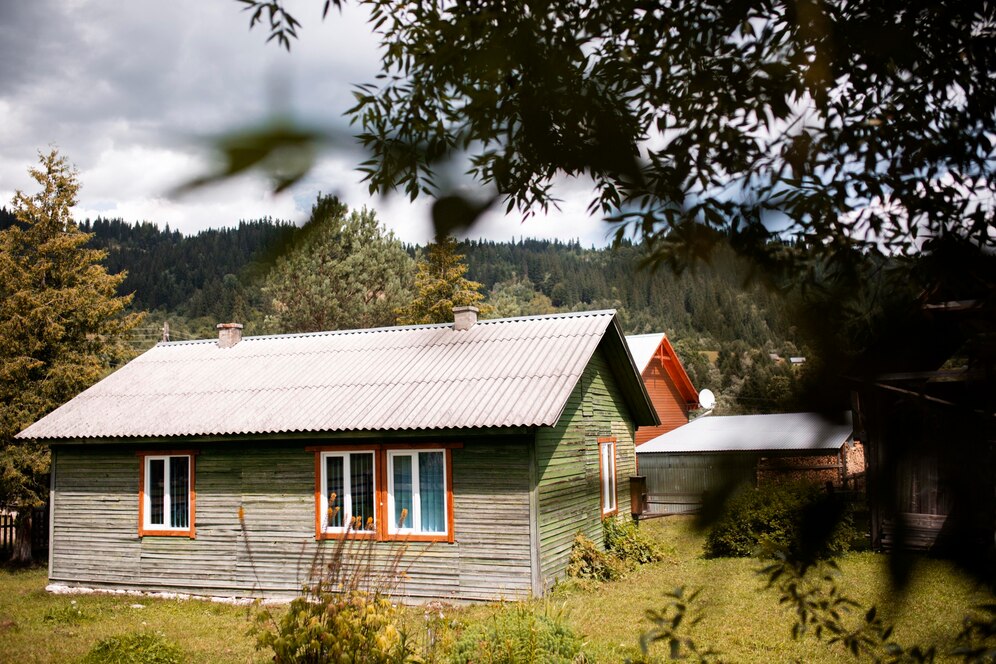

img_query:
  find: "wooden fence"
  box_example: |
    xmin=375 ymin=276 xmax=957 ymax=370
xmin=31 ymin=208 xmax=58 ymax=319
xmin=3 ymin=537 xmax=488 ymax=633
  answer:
xmin=0 ymin=507 xmax=49 ymax=559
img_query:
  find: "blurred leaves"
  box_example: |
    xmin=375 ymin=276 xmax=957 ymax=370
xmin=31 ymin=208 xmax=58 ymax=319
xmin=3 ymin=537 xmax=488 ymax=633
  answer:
xmin=174 ymin=119 xmax=324 ymax=195
xmin=231 ymin=0 xmax=994 ymax=280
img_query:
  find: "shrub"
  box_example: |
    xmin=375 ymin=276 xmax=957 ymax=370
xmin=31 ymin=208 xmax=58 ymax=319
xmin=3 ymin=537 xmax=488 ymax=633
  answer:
xmin=566 ymin=532 xmax=627 ymax=581
xmin=603 ymin=518 xmax=672 ymax=565
xmin=246 ymin=506 xmax=419 ymax=663
xmin=704 ymin=481 xmax=856 ymax=560
xmin=79 ymin=631 xmax=184 ymax=664
xmin=254 ymin=590 xmax=411 ymax=663
xmin=449 ymin=603 xmax=584 ymax=664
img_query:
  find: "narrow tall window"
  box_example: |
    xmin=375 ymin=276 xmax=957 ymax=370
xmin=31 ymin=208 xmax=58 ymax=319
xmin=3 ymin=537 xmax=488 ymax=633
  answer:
xmin=599 ymin=440 xmax=617 ymax=516
xmin=320 ymin=451 xmax=376 ymax=533
xmin=141 ymin=453 xmax=194 ymax=536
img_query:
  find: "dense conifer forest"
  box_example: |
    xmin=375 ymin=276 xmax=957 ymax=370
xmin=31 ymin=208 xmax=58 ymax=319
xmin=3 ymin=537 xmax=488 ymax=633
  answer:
xmin=0 ymin=206 xmax=809 ymax=413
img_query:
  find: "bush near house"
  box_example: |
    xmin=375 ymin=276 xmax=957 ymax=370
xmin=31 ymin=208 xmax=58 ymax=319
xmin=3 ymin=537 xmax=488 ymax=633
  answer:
xmin=449 ymin=603 xmax=584 ymax=664
xmin=704 ymin=481 xmax=856 ymax=559
xmin=567 ymin=518 xmax=672 ymax=582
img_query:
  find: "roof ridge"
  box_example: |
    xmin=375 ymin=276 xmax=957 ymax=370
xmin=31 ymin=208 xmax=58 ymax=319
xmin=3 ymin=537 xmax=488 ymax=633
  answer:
xmin=156 ymin=309 xmax=618 ymax=346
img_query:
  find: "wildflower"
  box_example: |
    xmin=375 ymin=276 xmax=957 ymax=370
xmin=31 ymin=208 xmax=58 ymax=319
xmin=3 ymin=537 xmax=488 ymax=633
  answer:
xmin=237 ymin=505 xmax=245 ymax=521
xmin=366 ymin=516 xmax=374 ymax=530
xmin=398 ymin=508 xmax=408 ymax=527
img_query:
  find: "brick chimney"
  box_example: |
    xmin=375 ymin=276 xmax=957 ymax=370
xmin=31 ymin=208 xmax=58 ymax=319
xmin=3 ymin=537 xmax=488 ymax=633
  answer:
xmin=217 ymin=323 xmax=243 ymax=348
xmin=453 ymin=306 xmax=479 ymax=331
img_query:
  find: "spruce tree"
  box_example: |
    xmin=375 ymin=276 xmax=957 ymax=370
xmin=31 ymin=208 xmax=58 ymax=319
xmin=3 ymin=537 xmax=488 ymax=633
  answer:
xmin=0 ymin=149 xmax=141 ymax=562
xmin=396 ymin=235 xmax=493 ymax=325
xmin=262 ymin=195 xmax=414 ymax=333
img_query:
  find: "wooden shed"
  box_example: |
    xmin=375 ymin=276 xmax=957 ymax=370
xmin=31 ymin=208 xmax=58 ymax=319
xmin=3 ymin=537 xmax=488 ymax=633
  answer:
xmin=624 ymin=333 xmax=699 ymax=445
xmin=17 ymin=308 xmax=657 ymax=602
xmin=636 ymin=413 xmax=860 ymax=515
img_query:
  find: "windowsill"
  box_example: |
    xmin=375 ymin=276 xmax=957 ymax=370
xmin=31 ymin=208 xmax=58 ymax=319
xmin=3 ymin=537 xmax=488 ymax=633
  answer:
xmin=386 ymin=532 xmax=452 ymax=543
xmin=139 ymin=528 xmax=195 ymax=538
xmin=317 ymin=530 xmax=378 ymax=541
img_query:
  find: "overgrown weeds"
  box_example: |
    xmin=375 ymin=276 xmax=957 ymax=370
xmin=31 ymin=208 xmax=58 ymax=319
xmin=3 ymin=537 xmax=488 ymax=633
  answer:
xmin=78 ymin=631 xmax=185 ymax=664
xmin=42 ymin=599 xmax=92 ymax=625
xmin=449 ymin=601 xmax=587 ymax=664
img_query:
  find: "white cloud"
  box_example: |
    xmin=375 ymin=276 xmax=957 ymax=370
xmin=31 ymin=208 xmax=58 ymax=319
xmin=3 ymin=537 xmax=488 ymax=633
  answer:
xmin=0 ymin=0 xmax=613 ymax=245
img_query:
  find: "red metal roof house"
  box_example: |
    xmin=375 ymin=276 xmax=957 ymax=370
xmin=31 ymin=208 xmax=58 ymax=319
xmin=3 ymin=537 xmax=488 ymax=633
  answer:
xmin=625 ymin=333 xmax=699 ymax=445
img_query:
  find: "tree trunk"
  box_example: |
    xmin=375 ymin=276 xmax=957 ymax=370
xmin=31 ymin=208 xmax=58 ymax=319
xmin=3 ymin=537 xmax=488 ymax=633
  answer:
xmin=12 ymin=509 xmax=33 ymax=563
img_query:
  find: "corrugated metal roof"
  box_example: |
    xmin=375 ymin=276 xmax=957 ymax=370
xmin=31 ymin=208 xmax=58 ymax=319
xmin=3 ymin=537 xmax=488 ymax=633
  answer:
xmin=19 ymin=309 xmax=654 ymax=440
xmin=625 ymin=333 xmax=665 ymax=372
xmin=637 ymin=412 xmax=853 ymax=454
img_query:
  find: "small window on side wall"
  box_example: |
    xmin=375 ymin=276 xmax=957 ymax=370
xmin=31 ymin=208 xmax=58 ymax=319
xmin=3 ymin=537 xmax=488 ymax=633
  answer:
xmin=139 ymin=452 xmax=195 ymax=537
xmin=599 ymin=439 xmax=617 ymax=517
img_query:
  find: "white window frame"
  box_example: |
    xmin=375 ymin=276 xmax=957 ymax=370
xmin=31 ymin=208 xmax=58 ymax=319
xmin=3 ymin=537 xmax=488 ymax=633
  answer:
xmin=599 ymin=440 xmax=617 ymax=516
xmin=319 ymin=450 xmax=377 ymax=534
xmin=386 ymin=449 xmax=448 ymax=536
xmin=143 ymin=454 xmax=192 ymax=532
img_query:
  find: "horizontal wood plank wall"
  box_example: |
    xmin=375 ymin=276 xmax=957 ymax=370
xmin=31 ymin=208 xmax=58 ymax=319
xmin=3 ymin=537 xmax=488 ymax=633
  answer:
xmin=535 ymin=347 xmax=636 ymax=588
xmin=50 ymin=449 xmax=141 ymax=584
xmin=51 ymin=440 xmax=532 ymax=601
xmin=635 ymin=357 xmax=691 ymax=445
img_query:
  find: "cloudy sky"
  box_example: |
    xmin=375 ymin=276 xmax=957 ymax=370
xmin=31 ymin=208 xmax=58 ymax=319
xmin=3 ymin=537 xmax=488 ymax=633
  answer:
xmin=0 ymin=0 xmax=615 ymax=246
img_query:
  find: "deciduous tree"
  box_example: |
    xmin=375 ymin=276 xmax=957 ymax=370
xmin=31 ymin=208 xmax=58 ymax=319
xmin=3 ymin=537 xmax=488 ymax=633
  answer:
xmin=0 ymin=150 xmax=141 ymax=562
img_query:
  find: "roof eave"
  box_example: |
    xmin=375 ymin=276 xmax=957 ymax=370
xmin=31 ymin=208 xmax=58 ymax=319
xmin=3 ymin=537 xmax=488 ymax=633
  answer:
xmin=604 ymin=316 xmax=661 ymax=427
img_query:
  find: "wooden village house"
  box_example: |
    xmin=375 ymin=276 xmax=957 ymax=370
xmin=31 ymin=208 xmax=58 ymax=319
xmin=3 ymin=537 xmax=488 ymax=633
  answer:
xmin=17 ymin=308 xmax=658 ymax=602
xmin=624 ymin=333 xmax=700 ymax=445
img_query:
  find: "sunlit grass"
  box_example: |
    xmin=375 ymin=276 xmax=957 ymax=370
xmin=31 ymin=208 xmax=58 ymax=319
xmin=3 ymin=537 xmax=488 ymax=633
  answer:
xmin=0 ymin=565 xmax=263 ymax=663
xmin=0 ymin=519 xmax=990 ymax=662
xmin=550 ymin=517 xmax=993 ymax=663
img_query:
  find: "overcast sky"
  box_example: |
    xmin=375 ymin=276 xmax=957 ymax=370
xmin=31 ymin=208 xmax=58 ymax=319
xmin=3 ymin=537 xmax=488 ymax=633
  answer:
xmin=0 ymin=0 xmax=616 ymax=246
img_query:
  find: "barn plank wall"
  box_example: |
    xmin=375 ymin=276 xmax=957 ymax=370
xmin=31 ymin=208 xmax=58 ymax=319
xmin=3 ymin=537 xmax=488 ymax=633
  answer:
xmin=50 ymin=439 xmax=533 ymax=602
xmin=534 ymin=347 xmax=637 ymax=588
xmin=635 ymin=356 xmax=691 ymax=445
xmin=640 ymin=453 xmax=757 ymax=515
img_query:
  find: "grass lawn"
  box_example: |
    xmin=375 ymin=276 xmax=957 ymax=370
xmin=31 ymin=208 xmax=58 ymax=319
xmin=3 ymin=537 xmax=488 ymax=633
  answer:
xmin=0 ymin=566 xmax=264 ymax=663
xmin=0 ymin=517 xmax=991 ymax=662
xmin=551 ymin=517 xmax=994 ymax=662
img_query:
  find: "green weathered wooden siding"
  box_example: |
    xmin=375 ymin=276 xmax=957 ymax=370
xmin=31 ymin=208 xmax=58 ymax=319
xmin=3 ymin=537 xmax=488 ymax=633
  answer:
xmin=534 ymin=347 xmax=637 ymax=587
xmin=51 ymin=440 xmax=532 ymax=601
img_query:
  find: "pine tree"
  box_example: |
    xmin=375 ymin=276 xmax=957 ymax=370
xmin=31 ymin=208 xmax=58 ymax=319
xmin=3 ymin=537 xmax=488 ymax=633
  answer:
xmin=0 ymin=149 xmax=141 ymax=561
xmin=396 ymin=235 xmax=493 ymax=325
xmin=262 ymin=195 xmax=414 ymax=333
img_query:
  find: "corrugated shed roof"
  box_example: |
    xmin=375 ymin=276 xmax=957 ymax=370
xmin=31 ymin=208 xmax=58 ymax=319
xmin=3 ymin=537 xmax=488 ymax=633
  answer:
xmin=637 ymin=412 xmax=853 ymax=454
xmin=625 ymin=333 xmax=665 ymax=372
xmin=19 ymin=309 xmax=656 ymax=440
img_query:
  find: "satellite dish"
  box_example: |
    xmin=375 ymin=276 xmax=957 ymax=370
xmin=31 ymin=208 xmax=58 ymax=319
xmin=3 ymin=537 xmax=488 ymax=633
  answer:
xmin=698 ymin=388 xmax=716 ymax=410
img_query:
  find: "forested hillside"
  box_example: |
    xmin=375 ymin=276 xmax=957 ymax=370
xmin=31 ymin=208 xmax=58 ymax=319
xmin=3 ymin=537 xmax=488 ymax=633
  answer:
xmin=0 ymin=207 xmax=808 ymax=413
